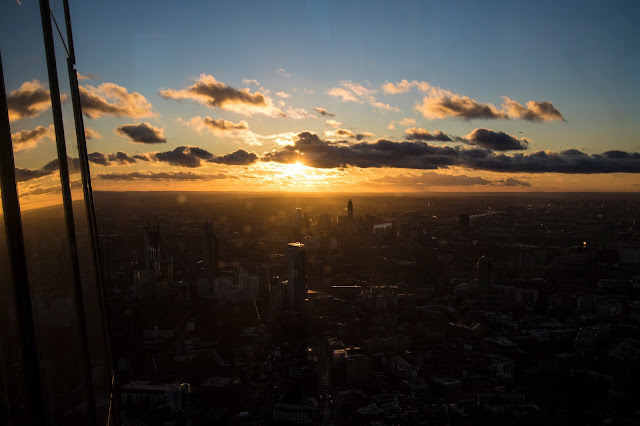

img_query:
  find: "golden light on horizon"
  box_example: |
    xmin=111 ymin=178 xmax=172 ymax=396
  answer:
xmin=273 ymin=161 xmax=330 ymax=187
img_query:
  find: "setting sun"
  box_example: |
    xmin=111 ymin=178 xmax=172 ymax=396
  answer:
xmin=288 ymin=162 xmax=306 ymax=175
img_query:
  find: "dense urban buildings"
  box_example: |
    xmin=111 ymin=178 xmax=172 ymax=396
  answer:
xmin=10 ymin=191 xmax=631 ymax=425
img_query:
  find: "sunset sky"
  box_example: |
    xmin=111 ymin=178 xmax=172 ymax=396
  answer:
xmin=2 ymin=0 xmax=639 ymax=207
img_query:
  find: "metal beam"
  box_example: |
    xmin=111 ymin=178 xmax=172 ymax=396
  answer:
xmin=62 ymin=0 xmax=120 ymax=422
xmin=38 ymin=0 xmax=97 ymax=423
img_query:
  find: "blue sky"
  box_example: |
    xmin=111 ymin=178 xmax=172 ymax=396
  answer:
xmin=1 ymin=0 xmax=640 ymax=198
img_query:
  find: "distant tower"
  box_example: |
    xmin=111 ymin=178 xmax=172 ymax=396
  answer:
xmin=347 ymin=199 xmax=353 ymax=222
xmin=203 ymin=221 xmax=220 ymax=277
xmin=476 ymin=256 xmax=495 ymax=292
xmin=144 ymin=226 xmax=161 ymax=272
xmin=287 ymin=242 xmax=306 ymax=310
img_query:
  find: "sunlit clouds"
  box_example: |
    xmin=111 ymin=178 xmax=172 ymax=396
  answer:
xmin=413 ymin=86 xmax=564 ymax=122
xmin=415 ymin=93 xmax=509 ymax=120
xmin=11 ymin=125 xmax=54 ymax=151
xmin=159 ymin=74 xmax=285 ymax=117
xmin=313 ymin=107 xmax=335 ymax=117
xmin=182 ymin=116 xmax=250 ymax=134
xmin=502 ymin=97 xmax=566 ymax=122
xmin=382 ymin=79 xmax=430 ymax=94
xmin=324 ymin=129 xmax=375 ymax=141
xmin=285 ymin=107 xmax=315 ymax=119
xmin=79 ymin=82 xmax=155 ymax=119
xmin=327 ymin=81 xmax=398 ymax=112
xmin=84 ymin=127 xmax=102 ymax=139
xmin=6 ymin=80 xmax=61 ymax=122
xmin=387 ymin=118 xmax=416 ymax=130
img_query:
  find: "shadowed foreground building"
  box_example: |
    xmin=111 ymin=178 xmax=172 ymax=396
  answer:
xmin=287 ymin=242 xmax=306 ymax=310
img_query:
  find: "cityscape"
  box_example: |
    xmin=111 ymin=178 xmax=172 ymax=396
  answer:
xmin=7 ymin=191 xmax=640 ymax=424
xmin=1 ymin=0 xmax=640 ymax=425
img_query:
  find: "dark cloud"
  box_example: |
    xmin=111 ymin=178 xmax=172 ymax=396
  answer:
xmin=88 ymin=151 xmax=138 ymax=166
xmin=416 ymin=94 xmax=508 ymax=120
xmin=133 ymin=154 xmax=150 ymax=162
xmin=208 ymin=149 xmax=259 ymax=165
xmin=115 ymin=123 xmax=166 ymax=144
xmin=495 ymin=177 xmax=531 ymax=186
xmin=97 ymin=171 xmax=232 ymax=181
xmin=89 ymin=147 xmax=256 ymax=168
xmin=313 ymin=107 xmax=335 ymax=117
xmin=262 ymin=132 xmax=457 ymax=169
xmin=159 ymin=74 xmax=283 ymax=117
xmin=464 ymin=150 xmax=640 ymax=174
xmin=41 ymin=156 xmax=81 ymax=174
xmin=6 ymin=80 xmax=61 ymax=122
xmin=405 ymin=127 xmax=452 ymax=142
xmin=602 ymin=150 xmax=640 ymax=159
xmin=355 ymin=132 xmax=375 ymax=141
xmin=109 ymin=151 xmax=137 ymax=164
xmin=88 ymin=152 xmax=109 ymax=166
xmin=79 ymin=83 xmax=154 ymax=119
xmin=148 ymin=146 xmax=213 ymax=168
xmin=463 ymin=128 xmax=528 ymax=151
xmin=15 ymin=167 xmax=51 ymax=182
xmin=259 ymin=131 xmax=640 ymax=174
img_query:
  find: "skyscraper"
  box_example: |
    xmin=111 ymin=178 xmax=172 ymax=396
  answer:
xmin=203 ymin=221 xmax=220 ymax=278
xmin=145 ymin=226 xmax=161 ymax=273
xmin=287 ymin=242 xmax=306 ymax=310
xmin=347 ymin=199 xmax=354 ymax=222
xmin=476 ymin=256 xmax=495 ymax=292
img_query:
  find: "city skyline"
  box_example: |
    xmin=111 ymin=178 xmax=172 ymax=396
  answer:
xmin=1 ymin=0 xmax=640 ymax=211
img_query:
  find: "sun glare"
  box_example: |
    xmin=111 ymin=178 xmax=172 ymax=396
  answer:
xmin=289 ymin=162 xmax=306 ymax=175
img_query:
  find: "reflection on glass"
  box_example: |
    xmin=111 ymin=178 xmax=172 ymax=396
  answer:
xmin=1 ymin=1 xmax=108 ymax=423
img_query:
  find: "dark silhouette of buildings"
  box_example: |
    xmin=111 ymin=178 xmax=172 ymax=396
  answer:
xmin=348 ymin=199 xmax=354 ymax=222
xmin=145 ymin=226 xmax=161 ymax=274
xmin=203 ymin=221 xmax=220 ymax=277
xmin=287 ymin=242 xmax=306 ymax=310
xmin=476 ymin=256 xmax=495 ymax=292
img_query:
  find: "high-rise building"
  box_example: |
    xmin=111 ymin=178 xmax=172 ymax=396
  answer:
xmin=516 ymin=247 xmax=535 ymax=274
xmin=239 ymin=269 xmax=260 ymax=303
xmin=145 ymin=226 xmax=161 ymax=273
xmin=287 ymin=242 xmax=306 ymax=310
xmin=214 ymin=276 xmax=236 ymax=304
xmin=347 ymin=199 xmax=354 ymax=222
xmin=476 ymin=256 xmax=495 ymax=292
xmin=203 ymin=221 xmax=220 ymax=277
xmin=269 ymin=277 xmax=285 ymax=310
